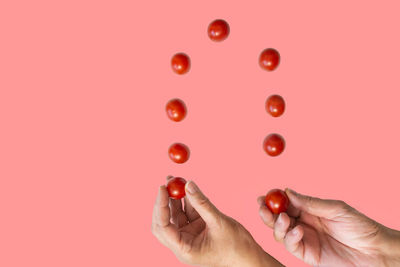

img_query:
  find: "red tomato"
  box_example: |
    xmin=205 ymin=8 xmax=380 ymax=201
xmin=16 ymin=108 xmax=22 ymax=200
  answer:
xmin=168 ymin=143 xmax=190 ymax=164
xmin=263 ymin=133 xmax=285 ymax=157
xmin=259 ymin=48 xmax=280 ymax=71
xmin=208 ymin=19 xmax=230 ymax=42
xmin=166 ymin=98 xmax=187 ymax=122
xmin=166 ymin=177 xmax=187 ymax=199
xmin=265 ymin=189 xmax=290 ymax=214
xmin=266 ymin=95 xmax=285 ymax=117
xmin=171 ymin=53 xmax=190 ymax=75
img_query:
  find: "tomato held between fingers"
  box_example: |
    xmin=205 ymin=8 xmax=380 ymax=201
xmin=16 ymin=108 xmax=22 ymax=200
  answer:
xmin=167 ymin=177 xmax=187 ymax=199
xmin=265 ymin=189 xmax=290 ymax=214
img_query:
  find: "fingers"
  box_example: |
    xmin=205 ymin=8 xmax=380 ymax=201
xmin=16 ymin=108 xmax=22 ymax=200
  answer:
xmin=273 ymin=213 xmax=291 ymax=242
xmin=167 ymin=176 xmax=188 ymax=227
xmin=170 ymin=199 xmax=188 ymax=228
xmin=155 ymin=185 xmax=172 ymax=227
xmin=152 ymin=186 xmax=180 ymax=247
xmin=169 ymin=173 xmax=201 ymax=223
xmin=258 ymin=195 xmax=297 ymax=229
xmin=286 ymin=188 xmax=345 ymax=219
xmin=284 ymin=225 xmax=304 ymax=259
xmin=184 ymin=180 xmax=222 ymax=227
xmin=169 ymin=198 xmax=182 ymax=219
xmin=184 ymin=197 xmax=201 ymax=222
xmin=256 ymin=193 xmax=306 ymax=260
xmin=258 ymin=196 xmax=276 ymax=228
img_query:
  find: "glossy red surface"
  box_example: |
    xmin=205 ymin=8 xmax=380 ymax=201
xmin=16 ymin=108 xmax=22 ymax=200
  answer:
xmin=265 ymin=189 xmax=290 ymax=214
xmin=266 ymin=95 xmax=285 ymax=117
xmin=166 ymin=98 xmax=187 ymax=122
xmin=259 ymin=48 xmax=280 ymax=71
xmin=168 ymin=143 xmax=190 ymax=164
xmin=171 ymin=53 xmax=190 ymax=75
xmin=166 ymin=177 xmax=187 ymax=199
xmin=208 ymin=19 xmax=230 ymax=42
xmin=263 ymin=133 xmax=285 ymax=157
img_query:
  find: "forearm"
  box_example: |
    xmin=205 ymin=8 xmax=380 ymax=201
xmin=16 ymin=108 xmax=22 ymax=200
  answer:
xmin=256 ymin=251 xmax=285 ymax=267
xmin=206 ymin=244 xmax=283 ymax=267
xmin=380 ymin=227 xmax=400 ymax=266
xmin=241 ymin=244 xmax=284 ymax=267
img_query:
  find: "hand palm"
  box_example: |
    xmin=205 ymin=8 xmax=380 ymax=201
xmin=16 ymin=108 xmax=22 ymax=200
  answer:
xmin=294 ymin=204 xmax=381 ymax=266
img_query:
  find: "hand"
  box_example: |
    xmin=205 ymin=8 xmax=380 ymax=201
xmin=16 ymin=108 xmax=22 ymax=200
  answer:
xmin=258 ymin=189 xmax=400 ymax=267
xmin=152 ymin=177 xmax=283 ymax=267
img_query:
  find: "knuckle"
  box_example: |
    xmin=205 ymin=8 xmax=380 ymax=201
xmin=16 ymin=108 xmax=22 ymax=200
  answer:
xmin=305 ymin=196 xmax=315 ymax=205
xmin=197 ymin=196 xmax=210 ymax=207
xmin=326 ymin=200 xmax=351 ymax=216
xmin=222 ymin=215 xmax=236 ymax=230
xmin=209 ymin=213 xmax=224 ymax=230
xmin=336 ymin=200 xmax=348 ymax=210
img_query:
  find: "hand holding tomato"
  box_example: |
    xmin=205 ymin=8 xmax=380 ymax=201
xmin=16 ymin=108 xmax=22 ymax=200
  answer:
xmin=258 ymin=189 xmax=400 ymax=266
xmin=152 ymin=177 xmax=283 ymax=267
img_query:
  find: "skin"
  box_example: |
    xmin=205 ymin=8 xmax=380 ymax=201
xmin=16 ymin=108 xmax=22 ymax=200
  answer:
xmin=152 ymin=178 xmax=400 ymax=266
xmin=152 ymin=177 xmax=283 ymax=267
xmin=258 ymin=189 xmax=400 ymax=267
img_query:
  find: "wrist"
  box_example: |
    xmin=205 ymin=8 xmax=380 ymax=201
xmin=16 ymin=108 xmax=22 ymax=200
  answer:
xmin=237 ymin=243 xmax=284 ymax=267
xmin=257 ymin=250 xmax=284 ymax=267
xmin=379 ymin=227 xmax=400 ymax=265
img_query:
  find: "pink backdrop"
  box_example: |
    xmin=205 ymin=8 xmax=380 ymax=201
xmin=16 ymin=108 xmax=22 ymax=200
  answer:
xmin=1 ymin=1 xmax=400 ymax=266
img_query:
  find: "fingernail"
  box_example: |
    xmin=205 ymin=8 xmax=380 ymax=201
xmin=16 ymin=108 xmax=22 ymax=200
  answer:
xmin=186 ymin=181 xmax=198 ymax=194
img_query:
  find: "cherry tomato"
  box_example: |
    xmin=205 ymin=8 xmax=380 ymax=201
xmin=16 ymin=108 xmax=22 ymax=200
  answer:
xmin=265 ymin=189 xmax=290 ymax=214
xmin=259 ymin=48 xmax=280 ymax=71
xmin=208 ymin=19 xmax=230 ymax=42
xmin=166 ymin=177 xmax=187 ymax=199
xmin=171 ymin=53 xmax=190 ymax=75
xmin=166 ymin=98 xmax=187 ymax=122
xmin=266 ymin=95 xmax=285 ymax=117
xmin=263 ymin=133 xmax=285 ymax=157
xmin=168 ymin=143 xmax=190 ymax=164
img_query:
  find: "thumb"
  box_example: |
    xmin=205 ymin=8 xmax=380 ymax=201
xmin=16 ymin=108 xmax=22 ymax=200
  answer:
xmin=286 ymin=188 xmax=346 ymax=219
xmin=185 ymin=181 xmax=221 ymax=227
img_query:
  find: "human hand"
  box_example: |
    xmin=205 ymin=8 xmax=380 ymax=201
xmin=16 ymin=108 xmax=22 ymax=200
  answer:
xmin=258 ymin=189 xmax=400 ymax=267
xmin=152 ymin=177 xmax=283 ymax=267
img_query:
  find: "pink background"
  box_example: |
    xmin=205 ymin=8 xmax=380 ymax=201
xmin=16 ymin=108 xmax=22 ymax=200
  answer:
xmin=1 ymin=0 xmax=400 ymax=266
